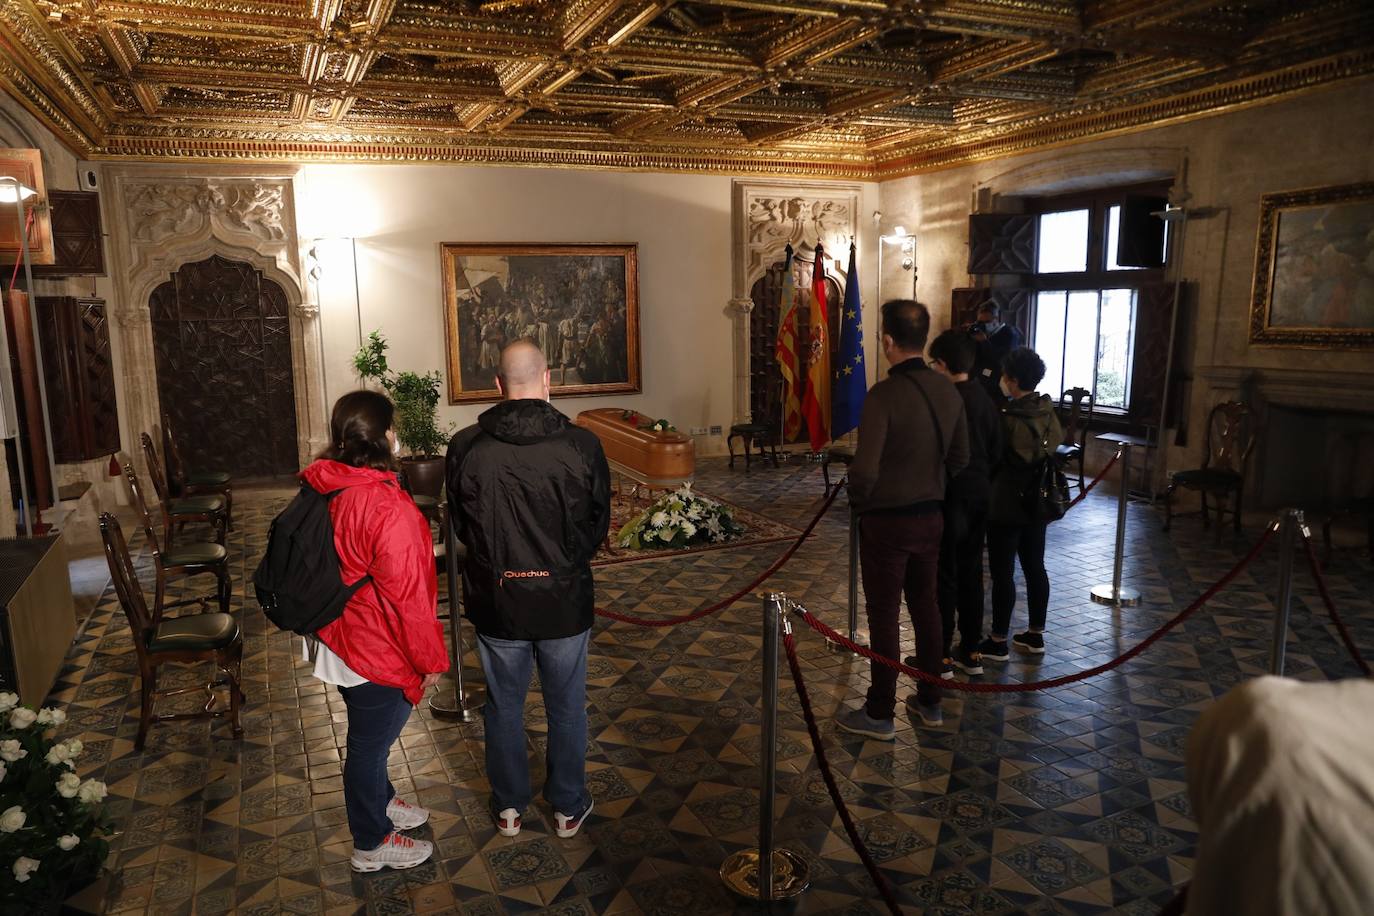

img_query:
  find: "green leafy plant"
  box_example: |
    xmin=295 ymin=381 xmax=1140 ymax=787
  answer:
xmin=0 ymin=694 xmax=110 ymax=909
xmin=389 ymin=370 xmax=447 ymax=458
xmin=617 ymin=484 xmax=745 ymax=550
xmin=352 ymin=330 xmax=391 ymax=387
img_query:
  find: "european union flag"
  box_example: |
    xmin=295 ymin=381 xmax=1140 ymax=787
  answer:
xmin=831 ymin=241 xmax=865 ymax=438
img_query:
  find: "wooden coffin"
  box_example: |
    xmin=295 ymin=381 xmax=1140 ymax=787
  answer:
xmin=575 ymin=408 xmax=695 ymax=489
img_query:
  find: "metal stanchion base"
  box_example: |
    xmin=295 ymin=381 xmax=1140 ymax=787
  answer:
xmin=1090 ymin=584 xmax=1142 ymax=607
xmin=720 ymin=848 xmax=810 ymax=900
xmin=826 ymin=633 xmax=868 ymax=654
xmin=428 ymin=677 xmax=485 ymax=722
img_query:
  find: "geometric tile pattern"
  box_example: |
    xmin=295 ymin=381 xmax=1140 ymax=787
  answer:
xmin=47 ymin=457 xmax=1374 ymax=914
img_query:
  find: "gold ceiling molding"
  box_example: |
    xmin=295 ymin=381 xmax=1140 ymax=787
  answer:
xmin=1 ymin=0 xmax=1372 ymax=179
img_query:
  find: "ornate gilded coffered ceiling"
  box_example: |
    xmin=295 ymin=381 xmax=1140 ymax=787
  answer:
xmin=1 ymin=0 xmax=1372 ymax=177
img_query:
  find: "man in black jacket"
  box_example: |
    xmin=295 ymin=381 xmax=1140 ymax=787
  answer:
xmin=446 ymin=339 xmax=611 ymax=842
xmin=971 ymin=302 xmax=1023 ymax=401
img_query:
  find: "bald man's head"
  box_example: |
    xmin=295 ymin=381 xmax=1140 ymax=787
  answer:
xmin=496 ymin=338 xmax=549 ymax=400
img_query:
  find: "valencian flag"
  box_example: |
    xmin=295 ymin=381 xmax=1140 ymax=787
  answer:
xmin=801 ymin=243 xmax=832 ymax=451
xmin=774 ymin=244 xmax=803 ymax=440
xmin=832 ymin=241 xmax=865 ymax=438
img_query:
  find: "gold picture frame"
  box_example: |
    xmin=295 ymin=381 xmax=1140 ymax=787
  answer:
xmin=440 ymin=243 xmax=641 ymax=404
xmin=1249 ymin=181 xmax=1374 ymax=349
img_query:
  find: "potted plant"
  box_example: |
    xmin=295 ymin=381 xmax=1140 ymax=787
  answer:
xmin=389 ymin=370 xmax=448 ymax=499
xmin=352 ymin=330 xmax=390 ymax=389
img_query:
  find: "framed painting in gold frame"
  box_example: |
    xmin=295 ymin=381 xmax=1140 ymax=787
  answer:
xmin=1249 ymin=181 xmax=1374 ymax=349
xmin=440 ymin=242 xmax=641 ymax=404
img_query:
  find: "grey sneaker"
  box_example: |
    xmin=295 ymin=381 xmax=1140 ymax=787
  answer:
xmin=835 ymin=705 xmax=895 ymax=741
xmin=904 ymin=694 xmax=944 ymax=726
xmin=350 ymin=831 xmax=434 ymax=872
xmin=386 ymin=796 xmax=429 ymax=830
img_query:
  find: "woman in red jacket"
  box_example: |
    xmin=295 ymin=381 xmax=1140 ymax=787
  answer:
xmin=300 ymin=390 xmax=449 ymax=872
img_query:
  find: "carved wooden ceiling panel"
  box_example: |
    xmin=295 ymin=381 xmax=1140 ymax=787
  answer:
xmin=1 ymin=0 xmax=1371 ymax=177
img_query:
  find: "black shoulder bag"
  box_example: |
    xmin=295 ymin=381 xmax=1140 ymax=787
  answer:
xmin=1017 ymin=415 xmax=1071 ymax=523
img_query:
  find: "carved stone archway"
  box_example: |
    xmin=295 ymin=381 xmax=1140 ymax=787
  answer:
xmin=729 ymin=181 xmax=862 ymax=424
xmin=104 ymin=169 xmax=326 ymax=477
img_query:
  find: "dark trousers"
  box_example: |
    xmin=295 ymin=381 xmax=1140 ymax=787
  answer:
xmin=859 ymin=511 xmax=944 ymax=718
xmin=987 ymin=521 xmax=1050 ymax=636
xmin=938 ymin=498 xmax=988 ymax=655
xmin=339 ymin=681 xmax=413 ymax=850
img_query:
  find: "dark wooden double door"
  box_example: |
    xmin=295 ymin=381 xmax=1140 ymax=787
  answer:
xmin=150 ymin=254 xmax=298 ymax=478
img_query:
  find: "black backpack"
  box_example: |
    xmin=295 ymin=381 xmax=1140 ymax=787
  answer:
xmin=253 ymin=484 xmax=372 ymax=635
xmin=1016 ymin=416 xmax=1071 ymax=523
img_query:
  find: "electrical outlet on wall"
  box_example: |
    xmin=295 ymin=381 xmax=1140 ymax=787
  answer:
xmin=709 ymin=425 xmax=722 ymax=435
xmin=690 ymin=426 xmax=708 ymax=435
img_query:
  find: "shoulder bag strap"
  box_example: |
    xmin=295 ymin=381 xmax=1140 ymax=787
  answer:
xmin=1015 ymin=414 xmax=1052 ymax=461
xmin=897 ymin=372 xmax=946 ymax=460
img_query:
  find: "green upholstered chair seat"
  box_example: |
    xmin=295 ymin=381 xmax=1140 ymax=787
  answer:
xmin=188 ymin=469 xmax=232 ymax=487
xmin=168 ymin=495 xmax=225 ymax=515
xmin=147 ymin=612 xmax=239 ymax=653
xmin=164 ymin=543 xmax=228 ymax=566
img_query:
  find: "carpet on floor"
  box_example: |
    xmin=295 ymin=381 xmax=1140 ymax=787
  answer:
xmin=593 ymin=486 xmax=799 ymax=566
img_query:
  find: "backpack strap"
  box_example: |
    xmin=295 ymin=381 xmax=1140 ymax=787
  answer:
xmin=1014 ymin=414 xmax=1052 ymax=462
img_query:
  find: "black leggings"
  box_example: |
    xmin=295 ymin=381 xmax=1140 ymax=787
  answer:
xmin=987 ymin=521 xmax=1049 ymax=636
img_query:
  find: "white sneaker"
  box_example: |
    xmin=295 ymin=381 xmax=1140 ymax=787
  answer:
xmin=494 ymin=808 xmax=521 ymax=838
xmin=350 ymin=831 xmax=434 ymax=872
xmin=387 ymin=796 xmax=429 ymax=830
xmin=554 ymin=799 xmax=593 ymax=839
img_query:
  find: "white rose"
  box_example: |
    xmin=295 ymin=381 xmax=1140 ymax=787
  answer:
xmin=0 ymin=693 xmax=17 ymax=713
xmin=35 ymin=708 xmax=66 ymax=727
xmin=8 ymin=708 xmax=37 ymax=730
xmin=0 ymin=806 xmax=25 ymax=833
xmin=45 ymin=745 xmax=70 ymax=766
xmin=57 ymin=835 xmax=80 ymax=851
xmin=66 ymin=739 xmax=82 ymax=757
xmin=56 ymin=772 xmax=81 ymax=798
xmin=0 ymin=740 xmax=25 ymax=763
xmin=12 ymin=857 xmax=39 ymax=882
xmin=77 ymin=779 xmax=108 ymax=805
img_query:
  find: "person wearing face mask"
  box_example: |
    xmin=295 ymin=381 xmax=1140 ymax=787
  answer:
xmin=970 ymin=302 xmax=1023 ymax=401
xmin=980 ymin=348 xmax=1063 ymax=660
xmin=838 ymin=300 xmax=970 ymax=738
xmin=446 ymin=338 xmax=611 ymax=841
xmin=299 ymin=390 xmax=450 ymax=872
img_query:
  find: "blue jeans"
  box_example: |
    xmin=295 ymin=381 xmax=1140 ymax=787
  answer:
xmin=477 ymin=629 xmax=591 ymax=819
xmin=339 ymin=681 xmax=412 ymax=850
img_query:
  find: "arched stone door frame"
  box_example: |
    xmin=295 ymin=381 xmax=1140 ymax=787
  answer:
xmin=103 ymin=167 xmax=326 ymax=478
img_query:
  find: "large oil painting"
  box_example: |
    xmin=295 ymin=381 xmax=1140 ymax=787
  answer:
xmin=440 ymin=243 xmax=641 ymax=403
xmin=1249 ymin=181 xmax=1374 ymax=349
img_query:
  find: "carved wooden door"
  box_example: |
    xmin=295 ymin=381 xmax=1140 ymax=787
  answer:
xmin=149 ymin=254 xmax=298 ymax=478
xmin=749 ymin=259 xmax=841 ymax=445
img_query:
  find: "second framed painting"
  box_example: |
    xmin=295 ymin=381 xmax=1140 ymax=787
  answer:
xmin=440 ymin=243 xmax=641 ymax=404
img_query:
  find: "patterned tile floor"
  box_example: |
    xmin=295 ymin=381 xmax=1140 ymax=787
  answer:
xmin=49 ymin=457 xmax=1374 ymax=915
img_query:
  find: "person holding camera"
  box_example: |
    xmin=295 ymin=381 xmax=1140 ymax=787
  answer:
xmin=969 ymin=302 xmax=1023 ymax=401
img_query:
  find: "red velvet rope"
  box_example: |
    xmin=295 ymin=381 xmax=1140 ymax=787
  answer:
xmin=1301 ymin=534 xmax=1372 ymax=676
xmin=782 ymin=630 xmax=902 ymax=916
xmin=1066 ymin=448 xmax=1120 ymax=510
xmin=797 ymin=525 xmax=1276 ymax=693
xmin=593 ymin=483 xmax=844 ymax=627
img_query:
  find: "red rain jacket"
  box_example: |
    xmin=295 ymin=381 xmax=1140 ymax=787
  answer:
xmin=300 ymin=459 xmax=448 ymax=704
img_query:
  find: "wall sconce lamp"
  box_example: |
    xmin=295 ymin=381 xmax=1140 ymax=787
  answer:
xmin=876 ymin=223 xmax=918 ymax=304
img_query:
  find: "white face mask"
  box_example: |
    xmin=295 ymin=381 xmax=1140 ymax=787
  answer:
xmin=391 ymin=435 xmax=402 ymax=457
xmin=999 ymin=378 xmax=1014 ymax=399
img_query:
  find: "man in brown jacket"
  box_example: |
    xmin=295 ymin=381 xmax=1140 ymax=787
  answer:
xmin=838 ymin=300 xmax=970 ymax=738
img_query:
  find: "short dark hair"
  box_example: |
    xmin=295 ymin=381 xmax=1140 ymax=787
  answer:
xmin=928 ymin=330 xmax=976 ymax=375
xmin=976 ymin=301 xmax=1000 ymax=318
xmin=321 ymin=389 xmax=395 ymax=471
xmin=880 ymin=299 xmax=931 ymax=352
xmin=1001 ymin=347 xmax=1047 ymax=391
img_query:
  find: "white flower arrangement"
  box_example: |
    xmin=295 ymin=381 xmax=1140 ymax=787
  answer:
xmin=0 ymin=704 xmax=109 ymax=906
xmin=617 ymin=483 xmax=746 ymax=550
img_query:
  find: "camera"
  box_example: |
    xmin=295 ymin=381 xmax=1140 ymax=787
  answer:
xmin=965 ymin=321 xmax=985 ymax=336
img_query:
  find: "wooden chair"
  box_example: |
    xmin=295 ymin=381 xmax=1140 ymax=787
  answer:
xmin=98 ymin=512 xmax=243 ymax=751
xmin=1056 ymin=386 xmax=1095 ymax=494
xmin=821 ymin=444 xmax=855 ymax=496
xmin=124 ymin=461 xmax=231 ymax=615
xmin=1164 ymin=401 xmax=1256 ymax=542
xmin=163 ymin=414 xmax=234 ymax=531
xmin=729 ymin=377 xmax=783 ymax=470
xmin=141 ymin=433 xmax=228 ymax=549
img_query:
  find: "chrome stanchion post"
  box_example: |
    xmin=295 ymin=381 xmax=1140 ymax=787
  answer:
xmin=1091 ymin=443 xmax=1142 ymax=607
xmin=430 ymin=509 xmax=485 ymax=721
xmin=721 ymin=593 xmax=809 ymax=902
xmin=827 ymin=503 xmax=868 ymax=654
xmin=1270 ymin=508 xmax=1303 ymax=676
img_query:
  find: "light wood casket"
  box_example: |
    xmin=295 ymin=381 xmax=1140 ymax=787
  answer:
xmin=575 ymin=409 xmax=694 ymax=489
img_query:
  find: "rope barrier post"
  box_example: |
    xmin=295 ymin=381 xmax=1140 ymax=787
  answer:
xmin=828 ymin=503 xmax=868 ymax=654
xmin=722 ymin=593 xmax=809 ymax=902
xmin=1270 ymin=508 xmax=1303 ymax=676
xmin=430 ymin=510 xmax=485 ymax=722
xmin=1091 ymin=443 xmax=1142 ymax=608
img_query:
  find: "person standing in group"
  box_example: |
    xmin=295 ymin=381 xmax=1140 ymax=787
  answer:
xmin=447 ymin=339 xmax=611 ymax=839
xmin=921 ymin=330 xmax=1003 ymax=677
xmin=838 ymin=300 xmax=969 ymax=737
xmin=300 ymin=390 xmax=450 ymax=872
xmin=970 ymin=302 xmax=1023 ymax=401
xmin=980 ymin=347 xmax=1063 ymax=660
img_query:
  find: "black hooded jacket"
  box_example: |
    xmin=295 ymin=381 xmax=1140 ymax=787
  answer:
xmin=446 ymin=399 xmax=611 ymax=640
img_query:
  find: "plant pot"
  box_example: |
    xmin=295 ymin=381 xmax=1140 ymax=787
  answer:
xmin=400 ymin=455 xmax=445 ymax=500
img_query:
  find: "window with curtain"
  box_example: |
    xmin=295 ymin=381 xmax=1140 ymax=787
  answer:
xmin=1025 ymin=184 xmax=1170 ymax=412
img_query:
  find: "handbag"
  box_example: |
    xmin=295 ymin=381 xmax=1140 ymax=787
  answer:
xmin=1016 ymin=415 xmax=1070 ymax=523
